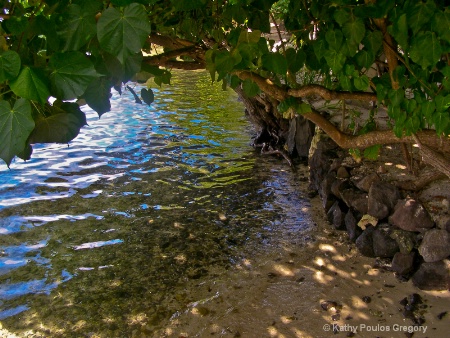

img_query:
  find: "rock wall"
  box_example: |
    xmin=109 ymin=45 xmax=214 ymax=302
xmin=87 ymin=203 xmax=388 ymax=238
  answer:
xmin=308 ymin=133 xmax=450 ymax=291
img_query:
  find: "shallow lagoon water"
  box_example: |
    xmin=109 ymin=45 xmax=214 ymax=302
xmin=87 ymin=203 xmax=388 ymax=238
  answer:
xmin=0 ymin=71 xmax=312 ymax=336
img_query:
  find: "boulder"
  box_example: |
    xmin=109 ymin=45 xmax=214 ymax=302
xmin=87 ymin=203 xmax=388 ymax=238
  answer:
xmin=340 ymin=188 xmax=368 ymax=215
xmin=336 ymin=166 xmax=350 ymax=178
xmin=367 ymin=181 xmax=401 ymax=219
xmin=355 ymin=173 xmax=380 ymax=192
xmin=320 ymin=173 xmax=338 ymax=211
xmin=331 ymin=179 xmax=351 ymax=200
xmin=391 ymin=252 xmax=415 ymax=276
xmin=412 ymin=260 xmax=450 ymax=291
xmin=372 ymin=224 xmax=400 ymax=258
xmin=418 ymin=229 xmax=450 ymax=262
xmin=389 ymin=199 xmax=435 ymax=232
xmin=390 ymin=229 xmax=417 ymax=254
xmin=355 ymin=226 xmax=376 ymax=257
xmin=345 ymin=210 xmax=362 ymax=242
xmin=326 ymin=201 xmax=346 ymax=230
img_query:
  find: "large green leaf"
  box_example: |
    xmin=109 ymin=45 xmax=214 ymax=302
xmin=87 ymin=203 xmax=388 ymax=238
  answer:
xmin=363 ymin=30 xmax=383 ymax=54
xmin=261 ymin=53 xmax=287 ymax=75
xmin=59 ymin=4 xmax=97 ymax=51
xmin=97 ymin=3 xmax=151 ymax=64
xmin=431 ymin=10 xmax=450 ymax=44
xmin=325 ymin=29 xmax=343 ymax=51
xmin=49 ymin=51 xmax=99 ymax=100
xmin=10 ymin=67 xmax=50 ymax=103
xmin=388 ymin=13 xmax=409 ymax=48
xmin=324 ymin=50 xmax=346 ymax=73
xmin=343 ymin=18 xmax=365 ymax=46
xmin=28 ymin=104 xmax=86 ymax=144
xmin=82 ymin=77 xmax=112 ymax=117
xmin=0 ymin=98 xmax=34 ymax=166
xmin=0 ymin=50 xmax=21 ymax=82
xmin=410 ymin=32 xmax=443 ymax=69
xmin=406 ymin=0 xmax=435 ymax=35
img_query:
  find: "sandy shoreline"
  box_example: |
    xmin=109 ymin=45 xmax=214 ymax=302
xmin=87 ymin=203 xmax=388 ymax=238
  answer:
xmin=158 ymin=166 xmax=449 ymax=338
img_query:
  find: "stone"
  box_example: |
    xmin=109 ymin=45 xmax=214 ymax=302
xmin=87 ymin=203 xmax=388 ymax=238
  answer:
xmin=391 ymin=252 xmax=415 ymax=276
xmin=355 ymin=226 xmax=376 ymax=257
xmin=309 ymin=135 xmax=338 ymax=192
xmin=331 ymin=179 xmax=351 ymax=199
xmin=345 ymin=210 xmax=362 ymax=242
xmin=388 ymin=199 xmax=435 ymax=232
xmin=418 ymin=229 xmax=450 ymax=262
xmin=412 ymin=260 xmax=450 ymax=291
xmin=340 ymin=188 xmax=368 ymax=215
xmin=390 ymin=229 xmax=417 ymax=254
xmin=327 ymin=201 xmax=346 ymax=230
xmin=355 ymin=173 xmax=380 ymax=192
xmin=320 ymin=173 xmax=338 ymax=212
xmin=372 ymin=224 xmax=399 ymax=258
xmin=367 ymin=181 xmax=400 ymax=220
xmin=336 ymin=166 xmax=350 ymax=178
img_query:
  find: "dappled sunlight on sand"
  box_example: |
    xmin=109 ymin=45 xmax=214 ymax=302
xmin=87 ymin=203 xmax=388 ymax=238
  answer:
xmin=157 ymin=191 xmax=449 ymax=338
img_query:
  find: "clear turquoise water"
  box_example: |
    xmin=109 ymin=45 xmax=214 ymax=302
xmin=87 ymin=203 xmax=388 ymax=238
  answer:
xmin=0 ymin=70 xmax=311 ymax=336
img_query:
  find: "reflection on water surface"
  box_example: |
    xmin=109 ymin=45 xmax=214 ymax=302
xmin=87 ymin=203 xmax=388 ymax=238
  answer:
xmin=0 ymin=71 xmax=311 ymax=336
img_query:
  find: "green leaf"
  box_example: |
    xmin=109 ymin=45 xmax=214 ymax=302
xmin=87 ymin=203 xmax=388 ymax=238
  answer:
xmin=50 ymin=51 xmax=98 ymax=100
xmin=238 ymin=30 xmax=262 ymax=44
xmin=58 ymin=4 xmax=97 ymax=51
xmin=388 ymin=89 xmax=404 ymax=107
xmin=286 ymin=49 xmax=306 ymax=73
xmin=410 ymin=32 xmax=443 ymax=69
xmin=355 ymin=50 xmax=374 ymax=69
xmin=97 ymin=3 xmax=151 ymax=64
xmin=363 ymin=30 xmax=383 ymax=54
xmin=297 ymin=102 xmax=312 ymax=114
xmin=334 ymin=8 xmax=350 ymax=26
xmin=0 ymin=98 xmax=34 ymax=166
xmin=338 ymin=74 xmax=352 ymax=91
xmin=343 ymin=18 xmax=365 ymax=46
xmin=82 ymin=77 xmax=112 ymax=117
xmin=325 ymin=29 xmax=343 ymax=51
xmin=313 ymin=39 xmax=327 ymax=60
xmin=278 ymin=97 xmax=297 ymax=114
xmin=388 ymin=13 xmax=408 ymax=48
xmin=324 ymin=50 xmax=346 ymax=73
xmin=242 ymin=79 xmax=260 ymax=97
xmin=433 ymin=110 xmax=449 ymax=134
xmin=28 ymin=105 xmax=86 ymax=144
xmin=432 ymin=10 xmax=450 ymax=43
xmin=353 ymin=75 xmax=369 ymax=91
xmin=3 ymin=16 xmax=28 ymax=35
xmin=363 ymin=144 xmax=380 ymax=160
xmin=421 ymin=101 xmax=435 ymax=121
xmin=10 ymin=67 xmax=50 ymax=103
xmin=406 ymin=0 xmax=435 ymax=35
xmin=141 ymin=88 xmax=154 ymax=105
xmin=262 ymin=53 xmax=288 ymax=75
xmin=0 ymin=51 xmax=21 ymax=82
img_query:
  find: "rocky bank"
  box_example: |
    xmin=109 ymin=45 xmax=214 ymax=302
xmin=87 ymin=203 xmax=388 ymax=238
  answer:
xmin=308 ymin=132 xmax=450 ymax=291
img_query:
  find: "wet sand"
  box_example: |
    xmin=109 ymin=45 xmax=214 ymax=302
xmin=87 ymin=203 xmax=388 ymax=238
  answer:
xmin=157 ymin=167 xmax=449 ymax=338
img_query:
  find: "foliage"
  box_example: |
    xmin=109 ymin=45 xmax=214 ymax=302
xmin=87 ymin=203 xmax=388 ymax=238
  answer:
xmin=0 ymin=0 xmax=449 ymax=166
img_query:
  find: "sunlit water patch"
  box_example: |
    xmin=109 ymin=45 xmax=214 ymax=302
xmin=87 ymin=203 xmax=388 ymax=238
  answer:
xmin=0 ymin=70 xmax=312 ymax=336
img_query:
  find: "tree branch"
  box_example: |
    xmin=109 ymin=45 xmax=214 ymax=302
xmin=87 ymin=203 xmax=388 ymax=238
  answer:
xmin=234 ymin=70 xmax=450 ymax=154
xmin=288 ymin=84 xmax=377 ymax=102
